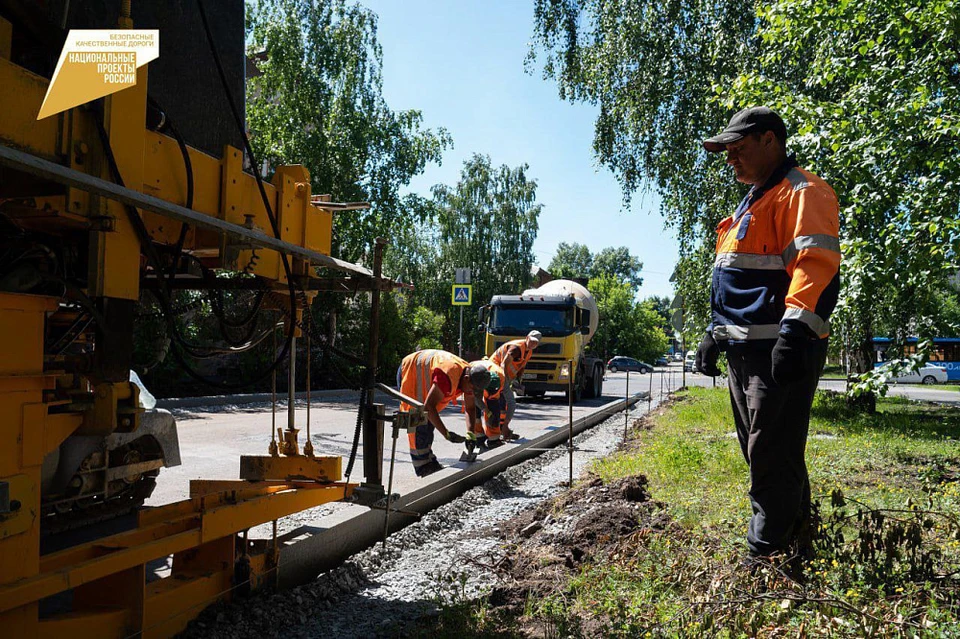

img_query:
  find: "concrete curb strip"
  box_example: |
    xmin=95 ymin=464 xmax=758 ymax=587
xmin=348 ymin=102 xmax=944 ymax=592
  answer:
xmin=276 ymin=392 xmax=648 ymax=588
xmin=157 ymin=388 xmax=359 ymax=409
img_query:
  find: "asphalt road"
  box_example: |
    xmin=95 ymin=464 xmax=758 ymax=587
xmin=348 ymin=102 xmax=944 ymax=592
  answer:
xmin=147 ymin=367 xmax=692 ymax=507
xmin=146 ymin=364 xmax=953 ymax=509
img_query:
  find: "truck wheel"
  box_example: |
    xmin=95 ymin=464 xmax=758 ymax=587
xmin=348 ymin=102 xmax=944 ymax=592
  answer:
xmin=593 ymin=366 xmax=603 ymax=397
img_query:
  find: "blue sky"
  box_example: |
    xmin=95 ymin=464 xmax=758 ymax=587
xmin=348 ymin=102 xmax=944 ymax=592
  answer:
xmin=361 ymin=0 xmax=678 ymax=299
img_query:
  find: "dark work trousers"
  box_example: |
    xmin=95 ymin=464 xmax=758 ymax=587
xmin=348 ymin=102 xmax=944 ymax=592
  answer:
xmin=726 ymin=338 xmax=828 ymax=556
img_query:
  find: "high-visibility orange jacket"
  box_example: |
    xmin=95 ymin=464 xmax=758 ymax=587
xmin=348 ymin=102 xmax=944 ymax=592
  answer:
xmin=399 ymin=349 xmax=469 ymax=412
xmin=490 ymin=339 xmax=534 ymax=380
xmin=710 ymin=158 xmax=841 ymax=345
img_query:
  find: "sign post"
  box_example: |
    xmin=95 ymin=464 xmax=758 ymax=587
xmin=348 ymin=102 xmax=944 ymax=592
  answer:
xmin=452 ymin=269 xmax=472 ymax=357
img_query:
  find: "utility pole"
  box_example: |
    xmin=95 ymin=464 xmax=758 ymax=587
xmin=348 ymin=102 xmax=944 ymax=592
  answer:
xmin=453 ymin=268 xmax=471 ymax=358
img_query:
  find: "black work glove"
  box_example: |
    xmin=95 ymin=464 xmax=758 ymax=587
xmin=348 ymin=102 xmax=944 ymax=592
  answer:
xmin=771 ymin=335 xmax=808 ymax=385
xmin=444 ymin=431 xmax=466 ymax=444
xmin=695 ymin=332 xmax=722 ymax=377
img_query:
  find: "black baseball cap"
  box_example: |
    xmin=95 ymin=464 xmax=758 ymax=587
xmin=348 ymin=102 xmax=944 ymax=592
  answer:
xmin=703 ymin=106 xmax=788 ymax=152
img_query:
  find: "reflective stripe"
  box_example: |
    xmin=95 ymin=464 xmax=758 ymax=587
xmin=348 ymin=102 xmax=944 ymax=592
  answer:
xmin=714 ymin=252 xmax=785 ymax=271
xmin=712 ymin=323 xmax=782 ymax=341
xmin=786 ymin=168 xmax=810 ymax=192
xmin=782 ymin=307 xmax=827 ymax=335
xmin=781 ymin=234 xmax=841 ymax=266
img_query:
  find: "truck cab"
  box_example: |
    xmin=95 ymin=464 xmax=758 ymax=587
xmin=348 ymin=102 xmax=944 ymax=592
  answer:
xmin=482 ymin=293 xmax=603 ymax=401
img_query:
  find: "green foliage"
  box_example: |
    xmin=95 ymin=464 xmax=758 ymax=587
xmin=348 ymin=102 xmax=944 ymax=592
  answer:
xmin=384 ymin=154 xmax=542 ymax=357
xmin=733 ymin=0 xmax=960 ymax=369
xmin=246 ymin=0 xmax=451 ymax=262
xmin=587 ymin=274 xmax=669 ymax=363
xmin=548 ymin=243 xmax=644 ymax=291
xmin=548 ymin=241 xmax=593 ymax=280
xmin=530 ymin=0 xmax=960 ymax=379
xmin=593 ymin=246 xmax=644 ymax=290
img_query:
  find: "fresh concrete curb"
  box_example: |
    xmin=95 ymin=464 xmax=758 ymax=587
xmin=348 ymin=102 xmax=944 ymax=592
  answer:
xmin=275 ymin=392 xmax=647 ymax=588
xmin=157 ymin=388 xmax=359 ymax=409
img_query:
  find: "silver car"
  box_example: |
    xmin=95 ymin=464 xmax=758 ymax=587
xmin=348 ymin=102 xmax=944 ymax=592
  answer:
xmin=878 ymin=360 xmax=949 ymax=385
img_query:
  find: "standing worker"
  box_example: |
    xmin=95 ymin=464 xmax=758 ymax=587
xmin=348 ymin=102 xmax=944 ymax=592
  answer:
xmin=398 ymin=349 xmax=491 ymax=477
xmin=696 ymin=107 xmax=841 ymax=562
xmin=490 ymin=330 xmax=542 ymax=440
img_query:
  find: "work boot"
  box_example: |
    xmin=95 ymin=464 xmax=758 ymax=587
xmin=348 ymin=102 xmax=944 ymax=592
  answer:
xmin=484 ymin=438 xmax=504 ymax=450
xmin=417 ymin=460 xmax=444 ymax=477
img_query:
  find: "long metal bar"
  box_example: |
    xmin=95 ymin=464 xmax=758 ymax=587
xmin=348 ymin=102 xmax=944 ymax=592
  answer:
xmin=382 ymin=421 xmax=400 ymax=548
xmin=624 ymin=369 xmax=630 ymax=439
xmin=568 ymin=359 xmax=574 ymax=487
xmin=363 ymin=239 xmax=387 ymax=485
xmin=306 ymin=324 xmax=312 ymax=454
xmin=375 ymin=383 xmax=424 ymax=410
xmin=288 ymin=336 xmax=297 ymax=435
xmin=0 ymin=142 xmax=373 ymax=277
xmin=139 ymin=275 xmax=406 ymax=292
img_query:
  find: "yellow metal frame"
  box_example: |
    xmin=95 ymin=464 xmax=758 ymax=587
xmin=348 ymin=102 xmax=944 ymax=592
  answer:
xmin=0 ymin=480 xmax=353 ymax=638
xmin=0 ymin=16 xmax=364 ymax=638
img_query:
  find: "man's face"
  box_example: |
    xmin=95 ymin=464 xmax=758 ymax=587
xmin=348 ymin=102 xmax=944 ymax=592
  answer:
xmin=724 ymin=131 xmax=776 ymax=186
xmin=526 ymin=337 xmax=539 ymax=350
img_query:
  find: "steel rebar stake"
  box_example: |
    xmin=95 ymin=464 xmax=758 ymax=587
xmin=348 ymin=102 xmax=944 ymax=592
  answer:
xmin=568 ymin=359 xmax=574 ymax=488
xmin=304 ymin=324 xmax=313 ymax=456
xmin=648 ymin=365 xmax=654 ymax=412
xmin=269 ymin=326 xmax=279 ymax=456
xmin=624 ymin=369 xmax=630 ymax=439
xmin=383 ymin=415 xmax=402 ymax=548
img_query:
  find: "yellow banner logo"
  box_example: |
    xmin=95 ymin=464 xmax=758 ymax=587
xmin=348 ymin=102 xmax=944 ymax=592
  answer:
xmin=37 ymin=30 xmax=159 ymax=120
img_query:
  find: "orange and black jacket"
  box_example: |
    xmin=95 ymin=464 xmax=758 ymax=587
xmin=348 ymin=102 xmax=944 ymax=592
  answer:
xmin=710 ymin=158 xmax=841 ymax=347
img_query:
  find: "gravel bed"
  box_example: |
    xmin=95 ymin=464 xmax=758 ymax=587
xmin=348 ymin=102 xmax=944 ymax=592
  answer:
xmin=182 ymin=397 xmax=665 ymax=639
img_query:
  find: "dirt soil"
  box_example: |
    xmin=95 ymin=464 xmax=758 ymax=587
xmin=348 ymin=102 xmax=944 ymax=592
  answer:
xmin=482 ymin=471 xmax=670 ymax=636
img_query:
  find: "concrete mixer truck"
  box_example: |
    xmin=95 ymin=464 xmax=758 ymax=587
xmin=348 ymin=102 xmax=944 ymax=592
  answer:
xmin=481 ymin=280 xmax=604 ymax=402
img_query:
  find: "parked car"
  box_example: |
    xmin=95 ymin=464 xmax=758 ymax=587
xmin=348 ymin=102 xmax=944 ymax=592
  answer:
xmin=607 ymin=357 xmax=654 ymax=374
xmin=654 ymin=356 xmax=670 ymax=366
xmin=877 ymin=360 xmax=948 ymax=385
xmin=683 ymin=352 xmax=696 ymax=373
xmin=672 ymin=352 xmax=685 ymax=362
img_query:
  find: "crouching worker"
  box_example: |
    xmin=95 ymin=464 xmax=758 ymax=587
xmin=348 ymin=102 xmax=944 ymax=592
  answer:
xmin=397 ymin=349 xmax=491 ymax=477
xmin=490 ymin=330 xmax=541 ymax=439
xmin=465 ymin=359 xmax=509 ymax=450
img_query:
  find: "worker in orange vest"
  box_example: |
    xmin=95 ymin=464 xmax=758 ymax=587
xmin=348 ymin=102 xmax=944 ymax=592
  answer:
xmin=698 ymin=107 xmax=840 ymax=559
xmin=490 ymin=330 xmax=541 ymax=439
xmin=464 ymin=358 xmax=507 ymax=451
xmin=397 ymin=349 xmax=491 ymax=477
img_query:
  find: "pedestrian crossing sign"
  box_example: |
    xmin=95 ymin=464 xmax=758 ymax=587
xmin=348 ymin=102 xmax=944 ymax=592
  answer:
xmin=452 ymin=284 xmax=472 ymax=306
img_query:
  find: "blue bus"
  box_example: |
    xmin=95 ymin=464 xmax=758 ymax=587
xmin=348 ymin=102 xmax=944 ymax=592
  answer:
xmin=873 ymin=337 xmax=960 ymax=381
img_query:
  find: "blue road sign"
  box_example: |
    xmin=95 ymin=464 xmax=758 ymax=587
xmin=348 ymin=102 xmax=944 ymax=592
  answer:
xmin=452 ymin=284 xmax=472 ymax=306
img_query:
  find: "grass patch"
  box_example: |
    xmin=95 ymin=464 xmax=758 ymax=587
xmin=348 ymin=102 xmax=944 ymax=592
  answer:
xmin=822 ymin=363 xmax=845 ymax=377
xmin=535 ymin=388 xmax=960 ymax=636
xmin=917 ymin=383 xmax=959 ymax=392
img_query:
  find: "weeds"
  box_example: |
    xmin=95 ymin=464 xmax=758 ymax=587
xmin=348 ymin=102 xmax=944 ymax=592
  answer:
xmin=530 ymin=389 xmax=960 ymax=636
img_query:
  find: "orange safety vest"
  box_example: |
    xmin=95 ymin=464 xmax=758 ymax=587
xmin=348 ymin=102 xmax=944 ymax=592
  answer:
xmin=471 ymin=359 xmax=505 ymax=438
xmin=399 ymin=349 xmax=468 ymax=412
xmin=491 ymin=339 xmax=534 ymax=380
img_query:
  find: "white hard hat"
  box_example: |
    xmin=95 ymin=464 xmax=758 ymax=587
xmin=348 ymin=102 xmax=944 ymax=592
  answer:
xmin=527 ymin=330 xmax=542 ymax=342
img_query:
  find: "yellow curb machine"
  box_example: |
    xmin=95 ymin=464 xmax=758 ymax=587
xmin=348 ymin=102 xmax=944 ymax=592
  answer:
xmin=0 ymin=1 xmax=420 ymax=636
